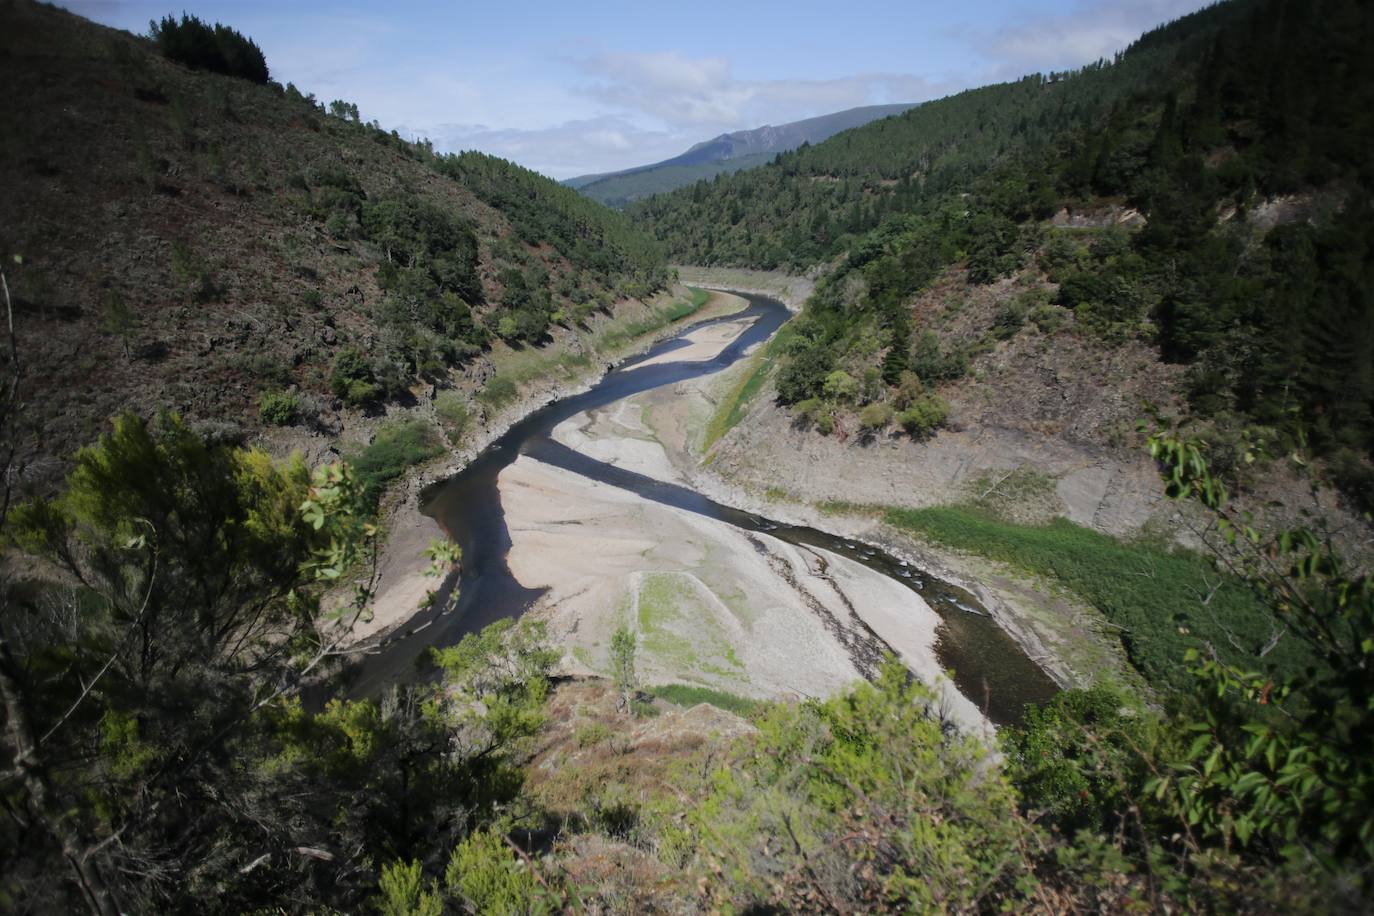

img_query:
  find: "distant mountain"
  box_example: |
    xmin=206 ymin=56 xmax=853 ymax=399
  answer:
xmin=566 ymin=103 xmax=917 ymax=207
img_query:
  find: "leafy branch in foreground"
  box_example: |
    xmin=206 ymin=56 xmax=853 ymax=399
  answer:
xmin=1143 ymin=429 xmax=1374 ymax=875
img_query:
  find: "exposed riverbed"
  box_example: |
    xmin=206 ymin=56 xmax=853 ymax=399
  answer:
xmin=343 ymin=292 xmax=1057 ymax=727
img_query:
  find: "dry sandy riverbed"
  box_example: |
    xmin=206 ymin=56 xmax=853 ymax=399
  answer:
xmin=536 ymin=295 xmax=989 ymax=732
xmin=322 ymin=288 xmax=750 ymax=651
xmin=499 ymin=454 xmax=986 ymax=732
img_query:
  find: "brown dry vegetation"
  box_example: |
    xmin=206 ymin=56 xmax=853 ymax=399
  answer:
xmin=518 ymin=680 xmax=755 ymax=910
xmin=911 ymin=264 xmax=1184 ymax=452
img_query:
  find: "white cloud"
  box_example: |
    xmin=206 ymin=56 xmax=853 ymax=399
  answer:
xmin=974 ymin=0 xmax=1211 ymax=77
xmin=577 ymin=50 xmax=950 ymax=133
xmin=400 ymin=53 xmax=956 ymax=178
xmin=61 ymin=0 xmax=1214 ymax=179
xmin=399 ymin=116 xmax=682 ymax=180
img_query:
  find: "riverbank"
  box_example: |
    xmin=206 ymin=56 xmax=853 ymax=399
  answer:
xmin=547 ymin=296 xmax=1132 ymax=692
xmin=674 ymin=265 xmax=816 ymax=312
xmin=316 ymin=285 xmax=750 ymax=650
xmin=519 ymin=297 xmax=991 ymax=731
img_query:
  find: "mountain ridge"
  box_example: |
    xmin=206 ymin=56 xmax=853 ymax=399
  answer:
xmin=565 ymin=102 xmax=917 ymax=205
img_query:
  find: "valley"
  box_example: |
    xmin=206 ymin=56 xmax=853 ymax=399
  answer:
xmin=360 ymin=288 xmax=1056 ymax=728
xmin=4 ymin=0 xmax=1373 ymax=911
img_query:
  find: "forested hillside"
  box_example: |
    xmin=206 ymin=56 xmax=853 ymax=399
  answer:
xmin=635 ymin=0 xmax=1374 ymax=500
xmin=0 ymin=2 xmax=666 ymax=491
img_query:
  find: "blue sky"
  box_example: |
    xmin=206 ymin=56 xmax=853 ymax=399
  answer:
xmin=60 ymin=0 xmax=1212 ymax=179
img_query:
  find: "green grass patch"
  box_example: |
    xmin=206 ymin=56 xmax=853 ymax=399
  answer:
xmin=475 ymin=375 xmax=519 ymax=410
xmin=649 ymin=684 xmax=761 ymax=717
xmin=637 ymin=572 xmax=746 ymax=680
xmin=593 ymin=286 xmax=711 ymax=353
xmin=476 ymin=288 xmax=711 ymax=418
xmin=703 ymin=318 xmax=797 ymax=450
xmin=350 ymin=417 xmax=444 ymax=507
xmin=883 ymin=506 xmax=1313 ymax=688
xmin=434 ymin=390 xmax=470 ymax=446
xmin=816 ymin=499 xmax=884 ymax=518
xmin=575 ymin=721 xmax=612 ymax=748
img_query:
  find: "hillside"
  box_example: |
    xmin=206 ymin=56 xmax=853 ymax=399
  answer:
xmin=566 ymin=103 xmax=916 ymax=207
xmin=0 ymin=1 xmax=669 ymax=494
xmin=634 ymin=0 xmax=1374 ymax=508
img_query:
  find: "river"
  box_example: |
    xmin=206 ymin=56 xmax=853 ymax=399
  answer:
xmin=344 ymin=291 xmax=1058 ymax=725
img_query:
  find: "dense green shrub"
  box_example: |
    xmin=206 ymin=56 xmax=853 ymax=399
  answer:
xmin=258 ymin=390 xmax=300 ymax=426
xmin=858 ymin=402 xmax=894 ymax=430
xmin=148 ymin=14 xmax=269 ymax=84
xmin=911 ymin=331 xmax=967 ymax=383
xmin=329 ymin=346 xmax=381 ymax=406
xmin=444 ymin=830 xmax=550 ymax=914
xmin=897 ymin=393 xmax=949 ymax=437
xmin=992 ymin=300 xmax=1027 ymax=340
xmin=434 ymin=391 xmax=470 ymax=446
xmin=476 ymin=376 xmax=518 ymax=410
xmin=1002 ymin=685 xmax=1155 ymax=835
xmin=350 ymin=418 xmax=443 ymax=506
xmin=821 ymin=369 xmax=859 ymax=401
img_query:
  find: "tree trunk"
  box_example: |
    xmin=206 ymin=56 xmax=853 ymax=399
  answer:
xmin=0 ymin=628 xmax=120 ymax=916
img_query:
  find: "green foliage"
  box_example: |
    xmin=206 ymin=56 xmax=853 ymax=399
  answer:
xmin=9 ymin=414 xmax=320 ymax=674
xmin=992 ymin=432 xmax=1374 ymax=908
xmin=896 ymin=393 xmax=949 ymax=438
xmin=992 ymin=298 xmax=1028 ymax=340
xmin=445 ymin=830 xmax=550 ymax=915
xmin=631 ymin=0 xmax=1374 ymax=488
xmin=910 ymin=330 xmax=968 ymax=383
xmin=257 ymin=389 xmax=300 ymax=426
xmin=702 ymin=325 xmax=785 ymax=450
xmin=432 ymin=150 xmax=668 ymax=299
xmin=348 ymin=418 xmax=443 ymax=508
xmin=648 ymin=684 xmax=760 ymax=717
xmin=433 ymin=390 xmax=470 ymax=445
xmin=689 ymin=660 xmax=1038 ymax=911
xmin=376 ymin=860 xmax=441 ymax=916
xmin=430 ymin=619 xmax=558 ymax=753
xmin=821 ymin=369 xmax=858 ymax=401
xmin=329 ymin=345 xmax=382 ymax=405
xmin=857 ymin=401 xmax=893 ymax=431
xmin=298 ymin=462 xmax=377 ymax=606
xmin=609 ymin=624 xmax=637 ymax=707
xmin=1003 ymin=686 xmax=1156 ymax=835
xmin=168 ymin=238 xmax=218 ymax=302
xmin=575 ymin=721 xmax=612 ymax=747
xmin=148 ymin=13 xmax=269 ymax=84
xmin=328 ymin=99 xmax=361 ymax=122
xmin=100 ymin=291 xmax=136 ymax=357
xmin=883 ymin=505 xmax=1308 ymax=689
xmin=476 ymin=375 xmax=519 ymax=411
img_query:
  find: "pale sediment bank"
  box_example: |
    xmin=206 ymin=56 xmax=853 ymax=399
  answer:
xmin=674 ymin=265 xmax=815 ymax=313
xmin=328 ymin=288 xmax=752 ymax=649
xmin=555 ymin=320 xmax=1096 ymax=693
xmin=497 ymin=453 xmax=988 ymax=734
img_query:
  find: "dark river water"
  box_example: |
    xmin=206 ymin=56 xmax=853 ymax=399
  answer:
xmin=342 ymin=291 xmax=1058 ymax=725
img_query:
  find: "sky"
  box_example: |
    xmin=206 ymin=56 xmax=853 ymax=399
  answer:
xmin=59 ymin=0 xmax=1214 ymax=180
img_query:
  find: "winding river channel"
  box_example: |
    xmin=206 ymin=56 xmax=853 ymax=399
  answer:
xmin=346 ymin=291 xmax=1058 ymax=725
